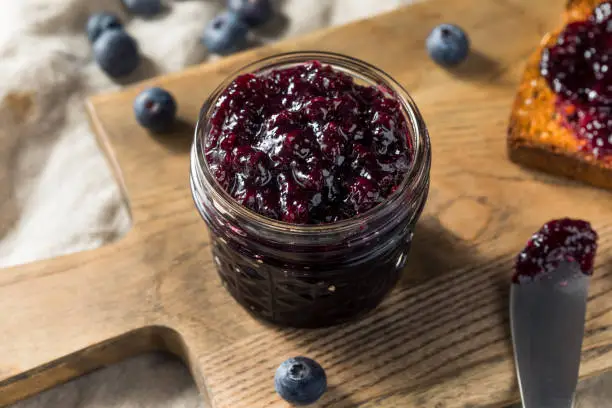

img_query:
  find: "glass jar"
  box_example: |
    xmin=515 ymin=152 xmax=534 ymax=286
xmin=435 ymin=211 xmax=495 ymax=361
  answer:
xmin=190 ymin=51 xmax=431 ymax=328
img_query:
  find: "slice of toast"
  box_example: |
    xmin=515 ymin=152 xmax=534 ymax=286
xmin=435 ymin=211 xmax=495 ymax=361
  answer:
xmin=507 ymin=0 xmax=612 ymax=190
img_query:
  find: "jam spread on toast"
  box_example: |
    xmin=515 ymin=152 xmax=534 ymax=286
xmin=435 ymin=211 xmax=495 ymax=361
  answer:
xmin=540 ymin=1 xmax=612 ymax=157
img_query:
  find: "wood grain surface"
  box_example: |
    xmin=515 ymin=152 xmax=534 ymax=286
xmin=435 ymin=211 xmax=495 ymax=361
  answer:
xmin=1 ymin=0 xmax=612 ymax=407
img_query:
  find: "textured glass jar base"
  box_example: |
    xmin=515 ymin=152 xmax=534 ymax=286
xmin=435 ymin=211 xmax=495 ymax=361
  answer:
xmin=210 ymin=232 xmax=412 ymax=328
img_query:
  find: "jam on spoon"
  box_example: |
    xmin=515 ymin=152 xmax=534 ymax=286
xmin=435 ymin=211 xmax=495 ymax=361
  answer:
xmin=513 ymin=218 xmax=598 ymax=284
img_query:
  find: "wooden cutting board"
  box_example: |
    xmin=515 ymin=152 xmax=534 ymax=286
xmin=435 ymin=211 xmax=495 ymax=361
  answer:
xmin=1 ymin=0 xmax=612 ymax=406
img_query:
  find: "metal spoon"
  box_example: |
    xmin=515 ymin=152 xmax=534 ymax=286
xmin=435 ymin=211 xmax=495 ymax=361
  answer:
xmin=510 ymin=262 xmax=589 ymax=408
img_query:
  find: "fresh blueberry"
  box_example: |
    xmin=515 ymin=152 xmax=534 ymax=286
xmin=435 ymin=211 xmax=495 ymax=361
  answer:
xmin=93 ymin=29 xmax=140 ymax=78
xmin=133 ymin=87 xmax=177 ymax=133
xmin=426 ymin=24 xmax=470 ymax=66
xmin=86 ymin=12 xmax=122 ymax=43
xmin=202 ymin=11 xmax=249 ymax=55
xmin=228 ymin=0 xmax=273 ymax=27
xmin=274 ymin=357 xmax=327 ymax=406
xmin=122 ymin=0 xmax=163 ymax=17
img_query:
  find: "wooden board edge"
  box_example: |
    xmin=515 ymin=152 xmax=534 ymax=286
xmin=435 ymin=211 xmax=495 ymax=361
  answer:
xmin=0 ymin=326 xmax=188 ymax=407
xmin=85 ymin=99 xmax=133 ymax=220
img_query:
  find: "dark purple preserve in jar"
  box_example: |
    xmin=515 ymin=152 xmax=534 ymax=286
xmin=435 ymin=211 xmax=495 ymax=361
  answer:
xmin=190 ymin=52 xmax=431 ymax=328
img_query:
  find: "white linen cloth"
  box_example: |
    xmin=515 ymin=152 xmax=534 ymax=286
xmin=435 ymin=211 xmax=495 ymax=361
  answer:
xmin=1 ymin=0 xmax=610 ymax=406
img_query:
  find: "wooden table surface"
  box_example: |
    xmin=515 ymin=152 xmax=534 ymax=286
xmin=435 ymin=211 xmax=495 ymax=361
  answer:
xmin=1 ymin=0 xmax=611 ymax=407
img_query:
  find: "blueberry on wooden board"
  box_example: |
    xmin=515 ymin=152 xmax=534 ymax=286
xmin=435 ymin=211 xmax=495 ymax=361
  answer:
xmin=133 ymin=87 xmax=177 ymax=133
xmin=274 ymin=357 xmax=327 ymax=406
xmin=426 ymin=24 xmax=470 ymax=66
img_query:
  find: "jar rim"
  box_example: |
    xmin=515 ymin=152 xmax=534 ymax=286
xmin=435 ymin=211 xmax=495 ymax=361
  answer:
xmin=191 ymin=51 xmax=431 ymax=238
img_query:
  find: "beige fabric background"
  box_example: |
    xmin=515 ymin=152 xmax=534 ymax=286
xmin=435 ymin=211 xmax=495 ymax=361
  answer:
xmin=1 ymin=0 xmax=610 ymax=406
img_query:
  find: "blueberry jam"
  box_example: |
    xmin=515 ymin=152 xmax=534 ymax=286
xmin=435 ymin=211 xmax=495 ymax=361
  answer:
xmin=192 ymin=53 xmax=431 ymax=328
xmin=513 ymin=219 xmax=598 ymax=284
xmin=204 ymin=60 xmax=413 ymax=224
xmin=576 ymin=106 xmax=612 ymax=157
xmin=540 ymin=1 xmax=612 ymax=157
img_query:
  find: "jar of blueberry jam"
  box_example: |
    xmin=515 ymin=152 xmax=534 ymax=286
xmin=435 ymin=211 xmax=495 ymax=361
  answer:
xmin=190 ymin=52 xmax=431 ymax=328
